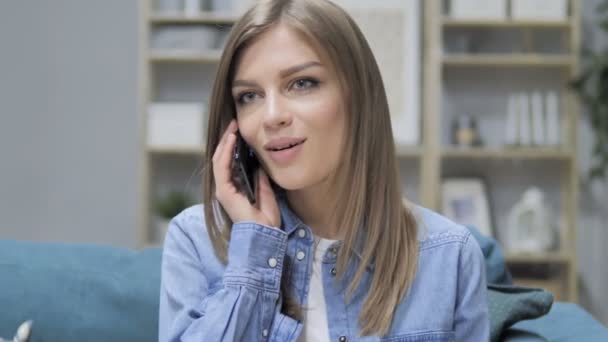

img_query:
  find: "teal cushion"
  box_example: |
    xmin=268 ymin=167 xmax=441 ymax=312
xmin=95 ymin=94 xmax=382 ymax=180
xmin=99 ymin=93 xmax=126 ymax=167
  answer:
xmin=0 ymin=240 xmax=162 ymax=342
xmin=466 ymin=225 xmax=513 ymax=285
xmin=505 ymin=302 xmax=608 ymax=341
xmin=488 ymin=284 xmax=554 ymax=342
xmin=465 ymin=226 xmax=556 ymax=341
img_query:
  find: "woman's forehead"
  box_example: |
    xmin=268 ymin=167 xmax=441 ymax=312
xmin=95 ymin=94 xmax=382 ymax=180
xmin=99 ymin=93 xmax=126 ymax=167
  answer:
xmin=232 ymin=24 xmax=331 ymax=79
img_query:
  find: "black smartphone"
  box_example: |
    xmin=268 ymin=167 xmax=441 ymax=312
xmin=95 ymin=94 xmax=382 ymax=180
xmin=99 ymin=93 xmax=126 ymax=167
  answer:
xmin=232 ymin=131 xmax=260 ymax=204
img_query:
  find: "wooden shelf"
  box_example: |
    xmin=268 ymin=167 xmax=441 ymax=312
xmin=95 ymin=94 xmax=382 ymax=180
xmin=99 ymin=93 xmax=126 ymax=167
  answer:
xmin=505 ymin=252 xmax=571 ymax=264
xmin=442 ymin=17 xmax=572 ymax=28
xmin=441 ymin=146 xmax=572 ymax=160
xmin=150 ymin=11 xmax=239 ymax=24
xmin=149 ymin=50 xmax=222 ymax=63
xmin=147 ymin=146 xmax=205 ymax=155
xmin=443 ymin=54 xmax=573 ymax=67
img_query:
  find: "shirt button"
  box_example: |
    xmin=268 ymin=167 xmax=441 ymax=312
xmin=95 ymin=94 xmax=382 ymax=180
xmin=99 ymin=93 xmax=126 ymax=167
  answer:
xmin=267 ymin=258 xmax=278 ymax=268
xmin=296 ymin=250 xmax=306 ymax=260
xmin=339 ymin=336 xmax=347 ymax=342
xmin=262 ymin=329 xmax=268 ymax=337
xmin=297 ymin=228 xmax=306 ymax=238
xmin=331 ymin=267 xmax=337 ymax=276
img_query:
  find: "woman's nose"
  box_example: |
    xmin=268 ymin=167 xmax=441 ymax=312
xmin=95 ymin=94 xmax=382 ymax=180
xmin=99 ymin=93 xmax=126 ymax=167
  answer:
xmin=263 ymin=92 xmax=292 ymax=129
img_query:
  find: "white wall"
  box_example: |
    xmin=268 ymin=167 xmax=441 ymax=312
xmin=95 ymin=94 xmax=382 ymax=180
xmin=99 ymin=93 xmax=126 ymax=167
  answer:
xmin=0 ymin=0 xmax=139 ymax=247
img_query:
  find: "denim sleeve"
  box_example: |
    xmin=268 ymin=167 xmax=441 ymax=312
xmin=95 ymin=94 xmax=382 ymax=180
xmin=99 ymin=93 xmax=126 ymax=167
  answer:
xmin=158 ymin=216 xmax=301 ymax=342
xmin=454 ymin=233 xmax=491 ymax=341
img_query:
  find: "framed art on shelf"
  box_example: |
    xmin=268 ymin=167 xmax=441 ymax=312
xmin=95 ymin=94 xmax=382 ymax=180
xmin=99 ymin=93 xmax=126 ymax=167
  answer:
xmin=441 ymin=178 xmax=493 ymax=237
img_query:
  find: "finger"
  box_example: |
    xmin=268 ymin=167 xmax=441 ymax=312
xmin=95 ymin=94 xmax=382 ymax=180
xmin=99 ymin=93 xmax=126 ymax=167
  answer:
xmin=215 ymin=131 xmax=237 ymax=187
xmin=212 ymin=119 xmax=237 ymax=163
xmin=212 ymin=120 xmax=237 ymax=198
xmin=212 ymin=119 xmax=234 ymax=162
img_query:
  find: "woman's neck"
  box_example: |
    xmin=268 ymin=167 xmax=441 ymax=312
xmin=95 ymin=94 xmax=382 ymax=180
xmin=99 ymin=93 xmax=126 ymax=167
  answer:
xmin=285 ymin=180 xmax=340 ymax=240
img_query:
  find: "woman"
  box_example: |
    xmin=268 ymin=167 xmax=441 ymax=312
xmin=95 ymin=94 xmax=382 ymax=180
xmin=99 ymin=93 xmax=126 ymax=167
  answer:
xmin=159 ymin=0 xmax=489 ymax=341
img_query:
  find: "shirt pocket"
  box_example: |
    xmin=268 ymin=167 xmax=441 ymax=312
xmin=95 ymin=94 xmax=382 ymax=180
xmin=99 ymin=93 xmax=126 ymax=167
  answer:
xmin=380 ymin=331 xmax=455 ymax=342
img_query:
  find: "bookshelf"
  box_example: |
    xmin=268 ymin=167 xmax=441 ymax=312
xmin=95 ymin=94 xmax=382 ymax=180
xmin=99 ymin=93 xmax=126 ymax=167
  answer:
xmin=424 ymin=0 xmax=580 ymax=301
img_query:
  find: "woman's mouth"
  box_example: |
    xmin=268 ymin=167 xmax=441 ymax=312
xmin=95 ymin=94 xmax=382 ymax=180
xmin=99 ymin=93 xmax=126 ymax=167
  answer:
xmin=266 ymin=139 xmax=306 ymax=165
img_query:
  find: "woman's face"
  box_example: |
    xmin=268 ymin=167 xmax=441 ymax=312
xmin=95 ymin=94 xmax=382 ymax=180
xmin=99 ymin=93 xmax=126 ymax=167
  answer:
xmin=231 ymin=23 xmax=346 ymax=191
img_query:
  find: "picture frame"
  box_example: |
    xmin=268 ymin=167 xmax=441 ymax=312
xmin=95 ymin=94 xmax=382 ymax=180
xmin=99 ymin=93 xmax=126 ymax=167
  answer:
xmin=441 ymin=178 xmax=493 ymax=237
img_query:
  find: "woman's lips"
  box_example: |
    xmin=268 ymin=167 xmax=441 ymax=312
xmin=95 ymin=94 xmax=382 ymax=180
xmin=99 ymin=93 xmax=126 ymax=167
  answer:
xmin=267 ymin=140 xmax=305 ymax=165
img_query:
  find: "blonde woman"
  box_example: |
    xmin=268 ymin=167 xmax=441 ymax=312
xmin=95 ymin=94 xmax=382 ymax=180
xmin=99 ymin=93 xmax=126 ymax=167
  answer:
xmin=159 ymin=0 xmax=489 ymax=341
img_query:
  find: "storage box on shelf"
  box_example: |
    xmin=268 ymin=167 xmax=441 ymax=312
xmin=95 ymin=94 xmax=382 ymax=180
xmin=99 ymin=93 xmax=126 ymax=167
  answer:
xmin=425 ymin=0 xmax=580 ymax=301
xmin=147 ymin=102 xmax=205 ymax=150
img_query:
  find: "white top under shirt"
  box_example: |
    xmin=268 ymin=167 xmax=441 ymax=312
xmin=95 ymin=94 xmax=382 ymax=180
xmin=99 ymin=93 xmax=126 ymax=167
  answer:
xmin=297 ymin=235 xmax=338 ymax=342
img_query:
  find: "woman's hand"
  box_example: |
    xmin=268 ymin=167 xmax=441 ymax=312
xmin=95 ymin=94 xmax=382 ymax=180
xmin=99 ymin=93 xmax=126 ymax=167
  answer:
xmin=212 ymin=119 xmax=281 ymax=229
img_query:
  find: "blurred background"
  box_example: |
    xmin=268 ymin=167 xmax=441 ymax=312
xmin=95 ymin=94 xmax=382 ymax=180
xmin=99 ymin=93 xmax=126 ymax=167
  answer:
xmin=0 ymin=0 xmax=606 ymax=327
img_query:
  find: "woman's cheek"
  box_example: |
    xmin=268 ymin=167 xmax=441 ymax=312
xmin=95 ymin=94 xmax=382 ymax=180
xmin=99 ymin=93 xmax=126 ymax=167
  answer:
xmin=236 ymin=111 xmax=261 ymax=149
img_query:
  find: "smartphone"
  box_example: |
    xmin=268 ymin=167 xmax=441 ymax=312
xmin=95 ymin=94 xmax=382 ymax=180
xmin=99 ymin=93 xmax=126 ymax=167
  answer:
xmin=232 ymin=131 xmax=260 ymax=204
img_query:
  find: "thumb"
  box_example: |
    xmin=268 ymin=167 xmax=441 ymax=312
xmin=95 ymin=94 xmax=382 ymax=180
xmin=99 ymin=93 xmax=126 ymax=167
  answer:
xmin=257 ymin=168 xmax=281 ymax=228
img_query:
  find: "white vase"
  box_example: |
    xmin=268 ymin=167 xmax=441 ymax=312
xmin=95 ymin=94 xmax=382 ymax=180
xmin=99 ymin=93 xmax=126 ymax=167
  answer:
xmin=506 ymin=187 xmax=556 ymax=253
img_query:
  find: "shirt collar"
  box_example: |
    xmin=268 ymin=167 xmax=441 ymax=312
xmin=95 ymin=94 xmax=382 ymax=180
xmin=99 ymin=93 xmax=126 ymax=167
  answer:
xmin=275 ymin=188 xmax=374 ymax=271
xmin=275 ymin=188 xmax=305 ymax=235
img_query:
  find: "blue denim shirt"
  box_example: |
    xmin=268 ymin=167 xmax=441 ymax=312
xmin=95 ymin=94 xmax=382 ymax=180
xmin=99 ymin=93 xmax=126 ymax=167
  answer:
xmin=159 ymin=194 xmax=490 ymax=342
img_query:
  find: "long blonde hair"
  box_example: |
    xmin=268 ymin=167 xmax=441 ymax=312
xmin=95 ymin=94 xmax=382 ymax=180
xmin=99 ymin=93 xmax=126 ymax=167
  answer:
xmin=202 ymin=0 xmax=419 ymax=336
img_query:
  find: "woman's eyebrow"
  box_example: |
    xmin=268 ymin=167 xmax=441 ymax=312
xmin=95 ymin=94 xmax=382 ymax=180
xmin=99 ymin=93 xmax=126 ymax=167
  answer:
xmin=232 ymin=61 xmax=322 ymax=88
xmin=279 ymin=61 xmax=322 ymax=78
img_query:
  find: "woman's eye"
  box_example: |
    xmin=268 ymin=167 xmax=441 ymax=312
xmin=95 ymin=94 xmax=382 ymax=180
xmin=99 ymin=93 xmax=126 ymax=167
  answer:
xmin=291 ymin=78 xmax=319 ymax=91
xmin=236 ymin=92 xmax=257 ymax=105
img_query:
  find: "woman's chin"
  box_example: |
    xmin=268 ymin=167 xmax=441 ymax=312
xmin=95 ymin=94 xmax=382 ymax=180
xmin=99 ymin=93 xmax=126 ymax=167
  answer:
xmin=268 ymin=172 xmax=309 ymax=191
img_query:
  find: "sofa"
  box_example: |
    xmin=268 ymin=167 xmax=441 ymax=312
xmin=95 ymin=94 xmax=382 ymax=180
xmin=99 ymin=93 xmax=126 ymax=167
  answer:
xmin=1 ymin=228 xmax=606 ymax=341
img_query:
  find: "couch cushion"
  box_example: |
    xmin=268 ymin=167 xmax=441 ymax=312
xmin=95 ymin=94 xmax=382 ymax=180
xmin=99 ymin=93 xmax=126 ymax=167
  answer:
xmin=0 ymin=240 xmax=162 ymax=342
xmin=487 ymin=284 xmax=554 ymax=342
xmin=504 ymin=302 xmax=608 ymax=342
xmin=466 ymin=225 xmax=513 ymax=285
